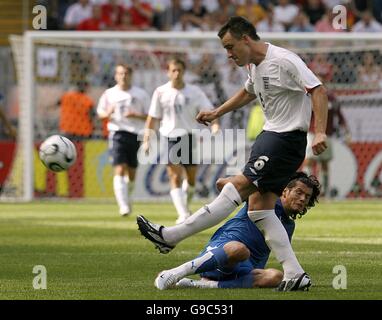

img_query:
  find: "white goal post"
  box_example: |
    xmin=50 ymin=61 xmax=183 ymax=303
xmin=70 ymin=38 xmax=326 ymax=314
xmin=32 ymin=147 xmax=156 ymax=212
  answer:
xmin=4 ymin=31 xmax=382 ymax=202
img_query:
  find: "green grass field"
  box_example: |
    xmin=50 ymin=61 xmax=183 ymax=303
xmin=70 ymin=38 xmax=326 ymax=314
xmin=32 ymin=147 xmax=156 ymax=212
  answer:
xmin=0 ymin=200 xmax=381 ymax=300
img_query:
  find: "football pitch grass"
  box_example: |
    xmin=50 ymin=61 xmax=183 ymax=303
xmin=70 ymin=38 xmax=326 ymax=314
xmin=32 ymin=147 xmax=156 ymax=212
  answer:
xmin=0 ymin=200 xmax=381 ymax=300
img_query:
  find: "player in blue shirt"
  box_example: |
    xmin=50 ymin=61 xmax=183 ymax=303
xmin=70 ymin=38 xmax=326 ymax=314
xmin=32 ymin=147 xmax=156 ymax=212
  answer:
xmin=154 ymin=172 xmax=320 ymax=290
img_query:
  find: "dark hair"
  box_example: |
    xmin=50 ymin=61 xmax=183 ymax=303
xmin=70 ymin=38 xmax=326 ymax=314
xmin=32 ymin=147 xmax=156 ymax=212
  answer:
xmin=167 ymin=57 xmax=186 ymax=70
xmin=76 ymin=80 xmax=88 ymax=93
xmin=115 ymin=63 xmax=133 ymax=74
xmin=285 ymin=171 xmax=321 ymax=220
xmin=218 ymin=16 xmax=260 ymax=41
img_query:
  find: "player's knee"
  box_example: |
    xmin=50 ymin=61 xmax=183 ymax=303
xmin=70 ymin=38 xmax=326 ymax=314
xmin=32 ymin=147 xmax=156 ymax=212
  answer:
xmin=216 ymin=178 xmax=228 ymax=192
xmin=224 ymin=241 xmax=250 ymax=263
xmin=252 ymin=268 xmax=283 ymax=288
xmin=167 ymin=170 xmax=182 ymax=186
xmin=114 ymin=165 xmax=126 ymax=176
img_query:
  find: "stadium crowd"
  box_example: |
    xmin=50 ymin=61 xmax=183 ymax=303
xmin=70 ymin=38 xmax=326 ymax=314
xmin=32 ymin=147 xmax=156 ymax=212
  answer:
xmin=38 ymin=0 xmax=382 ymax=32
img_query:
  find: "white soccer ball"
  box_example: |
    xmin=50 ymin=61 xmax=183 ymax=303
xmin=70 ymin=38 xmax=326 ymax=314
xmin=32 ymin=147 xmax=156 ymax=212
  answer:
xmin=39 ymin=135 xmax=77 ymax=172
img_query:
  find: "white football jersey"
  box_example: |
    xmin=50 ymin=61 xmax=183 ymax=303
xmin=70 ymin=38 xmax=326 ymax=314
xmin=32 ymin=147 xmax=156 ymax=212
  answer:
xmin=97 ymin=85 xmax=150 ymax=134
xmin=149 ymin=81 xmax=214 ymax=138
xmin=245 ymin=43 xmax=322 ymax=133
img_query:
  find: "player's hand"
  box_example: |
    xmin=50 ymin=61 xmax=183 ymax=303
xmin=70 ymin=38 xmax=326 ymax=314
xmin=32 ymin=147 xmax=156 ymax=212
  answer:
xmin=142 ymin=139 xmax=150 ymax=155
xmin=196 ymin=110 xmax=218 ymax=126
xmin=211 ymin=122 xmax=220 ymax=135
xmin=312 ymin=132 xmax=328 ymax=155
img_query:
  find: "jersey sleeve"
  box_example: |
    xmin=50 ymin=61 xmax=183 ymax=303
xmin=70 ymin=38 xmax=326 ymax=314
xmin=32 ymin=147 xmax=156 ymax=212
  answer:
xmin=244 ymin=65 xmax=256 ymax=95
xmin=96 ymin=91 xmax=108 ymax=116
xmin=280 ymin=54 xmax=322 ymax=93
xmin=148 ymin=88 xmax=162 ymax=119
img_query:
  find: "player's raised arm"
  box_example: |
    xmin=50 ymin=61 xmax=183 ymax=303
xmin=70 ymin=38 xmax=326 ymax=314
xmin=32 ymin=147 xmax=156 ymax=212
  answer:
xmin=196 ymin=88 xmax=256 ymax=126
xmin=310 ymin=85 xmax=328 ymax=155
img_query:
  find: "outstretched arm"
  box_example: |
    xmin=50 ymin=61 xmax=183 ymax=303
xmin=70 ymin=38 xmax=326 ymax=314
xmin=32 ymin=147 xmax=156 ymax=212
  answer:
xmin=196 ymin=89 xmax=256 ymax=126
xmin=310 ymin=85 xmax=328 ymax=155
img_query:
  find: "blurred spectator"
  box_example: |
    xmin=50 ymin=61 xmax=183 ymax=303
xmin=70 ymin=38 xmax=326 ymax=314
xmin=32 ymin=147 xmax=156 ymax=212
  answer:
xmin=59 ymin=80 xmax=94 ymax=140
xmin=128 ymin=0 xmax=154 ymax=30
xmin=64 ymin=0 xmax=92 ymax=30
xmin=77 ymin=5 xmax=109 ymax=30
xmin=155 ymin=0 xmax=184 ymax=30
xmin=357 ymin=52 xmax=382 ymax=89
xmin=256 ymin=9 xmax=285 ymax=32
xmin=302 ymin=0 xmax=326 ymax=26
xmin=101 ymin=0 xmax=125 ymax=29
xmin=289 ymin=11 xmax=315 ymax=32
xmin=116 ymin=10 xmax=141 ymax=30
xmin=208 ymin=0 xmax=237 ymax=30
xmin=315 ymin=8 xmax=345 ymax=32
xmin=193 ymin=53 xmax=227 ymax=106
xmin=180 ymin=0 xmax=209 ymax=31
xmin=352 ymin=10 xmax=382 ymax=32
xmin=372 ymin=0 xmax=382 ymax=23
xmin=273 ymin=0 xmax=299 ymax=31
xmin=0 ymin=94 xmax=16 ymax=140
xmin=236 ymin=0 xmax=267 ymax=27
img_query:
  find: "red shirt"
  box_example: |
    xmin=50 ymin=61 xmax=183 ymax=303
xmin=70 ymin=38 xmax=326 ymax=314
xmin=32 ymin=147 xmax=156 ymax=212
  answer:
xmin=77 ymin=18 xmax=107 ymax=30
xmin=128 ymin=3 xmax=153 ymax=28
xmin=101 ymin=4 xmax=124 ymax=27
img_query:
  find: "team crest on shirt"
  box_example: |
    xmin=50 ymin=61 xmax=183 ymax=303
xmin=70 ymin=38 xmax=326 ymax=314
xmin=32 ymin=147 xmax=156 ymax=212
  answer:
xmin=263 ymin=77 xmax=270 ymax=90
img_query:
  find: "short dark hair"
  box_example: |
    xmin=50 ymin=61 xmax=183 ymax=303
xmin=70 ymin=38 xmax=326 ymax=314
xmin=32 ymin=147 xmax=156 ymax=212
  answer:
xmin=218 ymin=16 xmax=260 ymax=41
xmin=285 ymin=171 xmax=321 ymax=220
xmin=167 ymin=57 xmax=186 ymax=70
xmin=115 ymin=63 xmax=133 ymax=74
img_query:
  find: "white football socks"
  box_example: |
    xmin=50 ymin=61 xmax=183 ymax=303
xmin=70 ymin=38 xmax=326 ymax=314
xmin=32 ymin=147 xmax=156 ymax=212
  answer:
xmin=247 ymin=209 xmax=304 ymax=279
xmin=181 ymin=179 xmax=195 ymax=205
xmin=162 ymin=182 xmax=242 ymax=244
xmin=167 ymin=251 xmax=215 ymax=280
xmin=113 ymin=175 xmax=129 ymax=213
xmin=170 ymin=188 xmax=190 ymax=218
xmin=125 ymin=177 xmax=134 ymax=197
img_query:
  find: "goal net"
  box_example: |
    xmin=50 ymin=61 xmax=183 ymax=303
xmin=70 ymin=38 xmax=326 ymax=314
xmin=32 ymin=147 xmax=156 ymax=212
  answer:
xmin=3 ymin=31 xmax=382 ymax=201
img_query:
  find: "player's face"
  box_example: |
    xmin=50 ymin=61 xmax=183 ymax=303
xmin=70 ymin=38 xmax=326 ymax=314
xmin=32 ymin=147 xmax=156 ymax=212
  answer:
xmin=167 ymin=62 xmax=185 ymax=82
xmin=221 ymin=31 xmax=251 ymax=67
xmin=282 ymin=181 xmax=313 ymax=214
xmin=115 ymin=66 xmax=131 ymax=87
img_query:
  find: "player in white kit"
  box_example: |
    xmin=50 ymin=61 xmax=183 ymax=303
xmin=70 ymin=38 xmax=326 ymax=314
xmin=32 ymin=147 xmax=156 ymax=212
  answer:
xmin=143 ymin=58 xmax=218 ymax=224
xmin=138 ymin=17 xmax=328 ymax=291
xmin=97 ymin=64 xmax=150 ymax=216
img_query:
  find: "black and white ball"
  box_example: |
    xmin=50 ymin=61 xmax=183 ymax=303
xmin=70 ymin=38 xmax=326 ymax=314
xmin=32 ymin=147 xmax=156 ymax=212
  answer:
xmin=39 ymin=135 xmax=77 ymax=172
